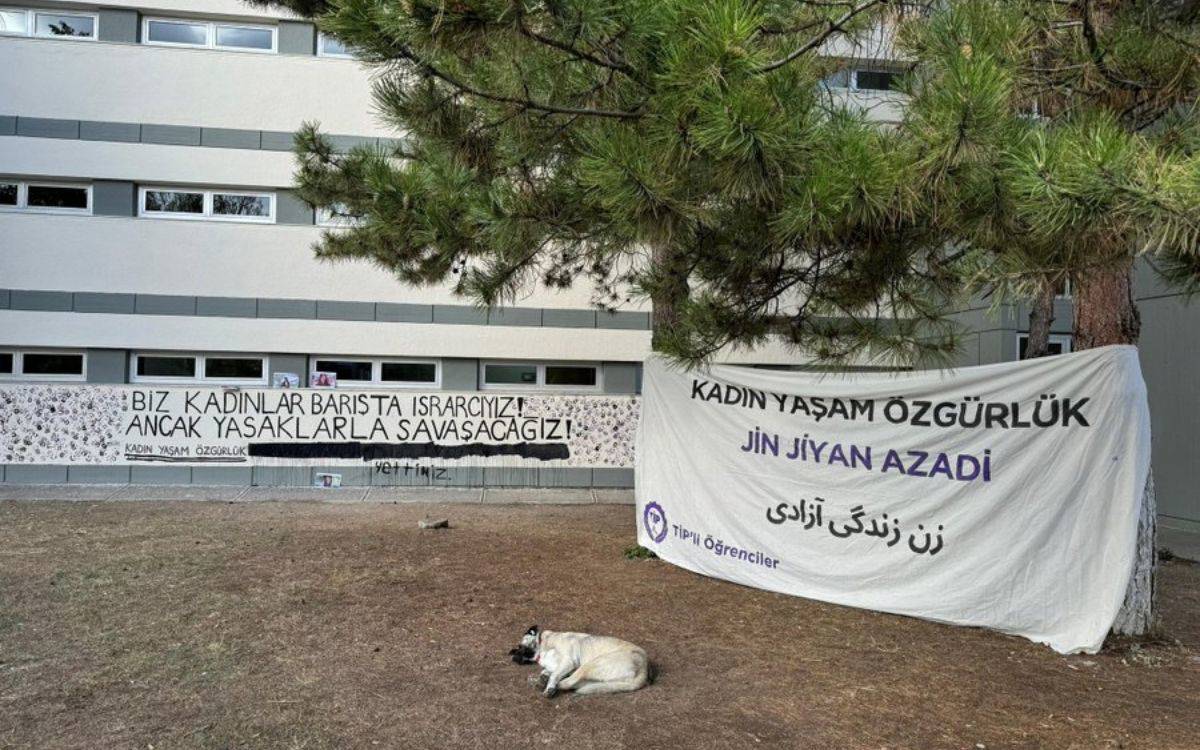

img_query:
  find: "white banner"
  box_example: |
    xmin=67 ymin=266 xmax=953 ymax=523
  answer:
xmin=635 ymin=346 xmax=1151 ymax=653
xmin=0 ymin=387 xmax=637 ymax=469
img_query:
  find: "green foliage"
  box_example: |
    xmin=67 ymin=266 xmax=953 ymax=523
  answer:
xmin=623 ymin=544 xmax=658 ymax=560
xmin=257 ymin=0 xmax=1200 ymax=362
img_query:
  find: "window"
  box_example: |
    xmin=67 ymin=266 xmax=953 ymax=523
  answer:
xmin=1017 ymin=333 xmax=1072 ymax=360
xmin=0 ymin=181 xmax=91 ymax=214
xmin=311 ymin=358 xmax=440 ymax=388
xmin=0 ymin=350 xmax=86 ymax=380
xmin=143 ymin=17 xmax=276 ymax=52
xmin=131 ymin=353 xmax=268 ymax=384
xmin=316 ymin=203 xmax=365 ymax=227
xmin=0 ymin=8 xmax=96 ymax=39
xmin=139 ymin=186 xmax=274 ymax=223
xmin=318 ymin=31 xmax=354 ymax=58
xmin=821 ymin=68 xmax=901 ymax=93
xmin=481 ymin=362 xmax=601 ymax=391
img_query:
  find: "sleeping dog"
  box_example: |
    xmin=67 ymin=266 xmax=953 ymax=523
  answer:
xmin=510 ymin=625 xmax=651 ymax=697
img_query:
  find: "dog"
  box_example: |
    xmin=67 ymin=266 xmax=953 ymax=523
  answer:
xmin=512 ymin=625 xmax=651 ymax=697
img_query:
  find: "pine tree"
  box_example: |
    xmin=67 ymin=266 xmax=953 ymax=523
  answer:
xmin=258 ymin=0 xmax=958 ymax=365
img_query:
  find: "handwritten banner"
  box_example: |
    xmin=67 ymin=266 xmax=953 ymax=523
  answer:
xmin=635 ymin=346 xmax=1152 ymax=654
xmin=0 ymin=387 xmax=638 ymax=468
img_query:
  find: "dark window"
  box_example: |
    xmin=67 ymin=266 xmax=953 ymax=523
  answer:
xmin=0 ymin=183 xmax=17 ymax=206
xmin=27 ymin=185 xmax=88 ymax=210
xmin=381 ymin=362 xmax=436 ymax=383
xmin=35 ymin=12 xmax=94 ymax=38
xmin=855 ymin=70 xmax=897 ymax=91
xmin=144 ymin=190 xmax=203 ymax=214
xmin=545 ymin=366 xmax=597 ymax=387
xmin=316 ymin=360 xmax=373 ymax=381
xmin=0 ymin=353 xmax=12 ymax=374
xmin=137 ymin=355 xmax=196 ymax=378
xmin=485 ymin=364 xmax=538 ymax=385
xmin=215 ymin=25 xmax=273 ymax=50
xmin=213 ymin=193 xmax=270 ymax=217
xmin=145 ymin=20 xmax=207 ymax=45
xmin=23 ymin=353 xmax=84 ymax=376
xmin=205 ymin=357 xmax=263 ymax=379
xmin=1018 ymin=337 xmax=1068 ymax=359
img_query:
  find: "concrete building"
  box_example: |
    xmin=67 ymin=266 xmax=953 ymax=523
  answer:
xmin=1 ymin=2 xmax=1196 ymax=531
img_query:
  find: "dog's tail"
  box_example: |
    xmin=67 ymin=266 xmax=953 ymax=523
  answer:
xmin=646 ymin=660 xmax=658 ymax=685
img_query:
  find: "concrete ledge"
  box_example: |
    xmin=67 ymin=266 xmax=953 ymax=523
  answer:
xmin=0 ymin=485 xmax=636 ymax=505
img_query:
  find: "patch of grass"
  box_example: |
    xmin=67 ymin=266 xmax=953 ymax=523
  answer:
xmin=623 ymin=544 xmax=657 ymax=560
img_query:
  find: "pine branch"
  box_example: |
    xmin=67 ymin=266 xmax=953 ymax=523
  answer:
xmin=756 ymin=0 xmax=889 ymax=74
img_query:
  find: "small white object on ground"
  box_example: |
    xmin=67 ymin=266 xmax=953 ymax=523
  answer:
xmin=419 ymin=518 xmax=449 ymax=529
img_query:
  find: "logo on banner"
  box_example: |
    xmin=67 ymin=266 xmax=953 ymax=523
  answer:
xmin=643 ymin=501 xmax=668 ymax=544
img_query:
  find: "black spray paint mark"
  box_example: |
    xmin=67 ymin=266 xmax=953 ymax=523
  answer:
xmin=247 ymin=441 xmax=570 ymax=462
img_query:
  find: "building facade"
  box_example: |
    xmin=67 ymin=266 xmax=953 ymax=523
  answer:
xmin=1 ymin=2 xmax=1197 ymax=529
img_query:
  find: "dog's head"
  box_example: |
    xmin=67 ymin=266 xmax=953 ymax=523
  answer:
xmin=519 ymin=624 xmax=540 ymax=650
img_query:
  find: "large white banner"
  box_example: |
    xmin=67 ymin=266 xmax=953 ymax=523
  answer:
xmin=636 ymin=346 xmax=1151 ymax=654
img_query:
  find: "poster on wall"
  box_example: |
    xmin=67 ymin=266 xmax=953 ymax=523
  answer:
xmin=0 ymin=387 xmax=638 ymax=469
xmin=635 ymin=346 xmax=1152 ymax=654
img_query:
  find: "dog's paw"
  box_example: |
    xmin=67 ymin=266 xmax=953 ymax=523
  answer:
xmin=542 ymin=687 xmax=558 ymax=699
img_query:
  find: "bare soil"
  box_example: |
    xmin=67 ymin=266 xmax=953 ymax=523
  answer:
xmin=1 ymin=500 xmax=1197 ymax=749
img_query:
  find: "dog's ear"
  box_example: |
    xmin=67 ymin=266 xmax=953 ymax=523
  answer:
xmin=526 ymin=624 xmax=539 ymax=636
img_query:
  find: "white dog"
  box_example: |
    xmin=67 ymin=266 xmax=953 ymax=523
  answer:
xmin=516 ymin=625 xmax=651 ymax=697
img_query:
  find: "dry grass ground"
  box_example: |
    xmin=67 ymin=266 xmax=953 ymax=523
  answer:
xmin=1 ymin=500 xmax=1197 ymax=750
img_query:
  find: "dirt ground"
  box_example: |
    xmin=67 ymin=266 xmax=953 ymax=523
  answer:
xmin=1 ymin=500 xmax=1197 ymax=750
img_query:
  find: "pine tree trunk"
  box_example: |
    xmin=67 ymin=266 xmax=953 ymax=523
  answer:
xmin=650 ymin=245 xmax=689 ymax=352
xmin=1023 ymin=279 xmax=1057 ymax=358
xmin=1073 ymin=257 xmax=1156 ymax=637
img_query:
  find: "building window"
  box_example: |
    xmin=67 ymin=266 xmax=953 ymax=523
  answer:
xmin=0 ymin=180 xmax=91 ymax=214
xmin=480 ymin=362 xmax=601 ymax=391
xmin=143 ymin=17 xmax=276 ymax=52
xmin=311 ymin=357 xmax=440 ymax=388
xmin=139 ymin=187 xmax=275 ymax=223
xmin=0 ymin=8 xmax=96 ymax=39
xmin=318 ymin=31 xmax=354 ymax=58
xmin=316 ymin=203 xmax=365 ymax=227
xmin=1017 ymin=333 xmax=1073 ymax=359
xmin=822 ymin=68 xmax=901 ymax=93
xmin=131 ymin=353 xmax=269 ymax=384
xmin=0 ymin=350 xmax=86 ymax=380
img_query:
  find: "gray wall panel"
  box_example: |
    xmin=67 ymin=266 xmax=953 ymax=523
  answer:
xmin=312 ymin=466 xmax=372 ymax=486
xmin=135 ymin=295 xmax=197 ymax=315
xmin=278 ymin=21 xmax=316 ymax=55
xmin=0 ymin=116 xmax=15 ymax=136
xmin=0 ymin=289 xmax=9 ymax=308
xmin=85 ymin=349 xmax=129 ymax=383
xmin=484 ymin=467 xmax=539 ymax=487
xmin=538 ymin=468 xmax=592 ymax=487
xmin=437 ymin=467 xmax=485 ymax=486
xmin=16 ymin=117 xmax=78 ymax=139
xmin=433 ymin=305 xmax=488 ymax=325
xmin=542 ymin=309 xmax=596 ymax=328
xmin=97 ymin=9 xmax=139 ymax=43
xmin=80 ymin=120 xmax=140 ymax=143
xmin=377 ymin=303 xmax=433 ymax=323
xmin=317 ymin=300 xmax=375 ymax=321
xmin=75 ymin=292 xmax=135 ymax=314
xmin=197 ymin=297 xmax=257 ymax=318
xmin=258 ymin=299 xmax=316 ymax=319
xmin=192 ymin=467 xmax=253 ymax=485
xmin=440 ymin=358 xmax=478 ymax=391
xmin=601 ymin=363 xmax=639 ymax=394
xmin=141 ymin=124 xmax=202 ymax=146
xmin=269 ymin=354 xmax=308 ymax=381
xmin=592 ymin=468 xmax=635 ymax=488
xmin=276 ymin=190 xmax=314 ymax=225
xmin=369 ymin=464 xmax=431 ymax=486
xmin=252 ymin=466 xmax=311 ymax=486
xmin=92 ymin=180 xmax=136 ymax=216
xmin=259 ymin=130 xmax=296 ymax=152
xmin=11 ymin=290 xmax=73 ymax=311
xmin=597 ymin=311 xmax=651 ymax=330
xmin=5 ymin=465 xmax=69 ymax=483
xmin=488 ymin=307 xmax=542 ymax=327
xmin=201 ymin=127 xmax=261 ymax=149
xmin=131 ymin=466 xmax=192 ymax=484
xmin=68 ymin=466 xmax=130 ymax=484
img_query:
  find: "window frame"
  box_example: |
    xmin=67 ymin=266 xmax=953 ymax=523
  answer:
xmin=479 ymin=361 xmax=603 ymax=392
xmin=317 ymin=30 xmax=354 ymax=59
xmin=138 ymin=186 xmax=276 ymax=224
xmin=0 ymin=180 xmax=92 ymax=215
xmin=1016 ymin=333 xmax=1073 ymax=359
xmin=822 ymin=67 xmax=901 ymax=94
xmin=129 ymin=352 xmax=270 ymax=385
xmin=142 ymin=16 xmax=277 ymax=53
xmin=309 ymin=356 xmax=442 ymax=389
xmin=0 ymin=7 xmax=99 ymax=40
xmin=0 ymin=349 xmax=87 ymax=381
